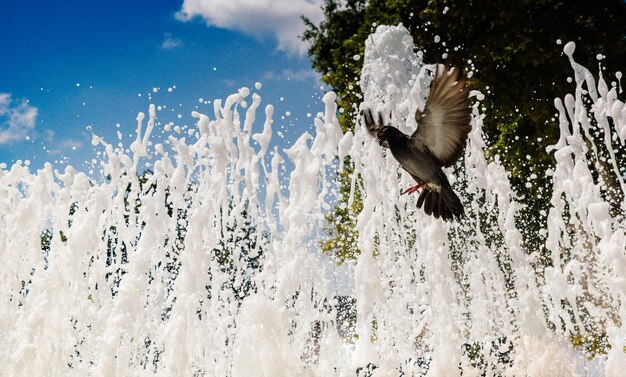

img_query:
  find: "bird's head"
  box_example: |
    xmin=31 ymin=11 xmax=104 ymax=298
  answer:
xmin=376 ymin=126 xmax=390 ymax=147
xmin=376 ymin=126 xmax=403 ymax=148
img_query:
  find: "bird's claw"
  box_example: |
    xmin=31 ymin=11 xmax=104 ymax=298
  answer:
xmin=402 ymin=183 xmax=426 ymax=195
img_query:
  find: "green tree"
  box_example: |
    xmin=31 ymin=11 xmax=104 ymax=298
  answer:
xmin=210 ymin=200 xmax=266 ymax=304
xmin=303 ymin=0 xmax=626 ymax=260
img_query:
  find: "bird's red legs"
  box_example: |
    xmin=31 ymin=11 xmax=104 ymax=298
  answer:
xmin=402 ymin=182 xmax=427 ymax=195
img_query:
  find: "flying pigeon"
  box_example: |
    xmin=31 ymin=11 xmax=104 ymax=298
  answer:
xmin=363 ymin=64 xmax=471 ymax=221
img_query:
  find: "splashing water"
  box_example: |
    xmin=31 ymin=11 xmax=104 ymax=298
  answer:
xmin=1 ymin=25 xmax=624 ymax=376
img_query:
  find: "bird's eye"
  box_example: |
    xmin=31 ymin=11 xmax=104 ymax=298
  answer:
xmin=377 ymin=130 xmax=385 ymax=140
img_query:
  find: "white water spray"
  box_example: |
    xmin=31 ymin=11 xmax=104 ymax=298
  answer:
xmin=1 ymin=26 xmax=624 ymax=376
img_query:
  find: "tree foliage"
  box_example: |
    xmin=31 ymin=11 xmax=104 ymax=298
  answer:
xmin=303 ymin=0 xmax=626 ymax=259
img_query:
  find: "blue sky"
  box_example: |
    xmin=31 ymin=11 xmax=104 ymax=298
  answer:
xmin=0 ymin=0 xmax=326 ymax=173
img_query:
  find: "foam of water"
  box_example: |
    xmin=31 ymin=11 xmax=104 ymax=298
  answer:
xmin=1 ymin=25 xmax=624 ymax=376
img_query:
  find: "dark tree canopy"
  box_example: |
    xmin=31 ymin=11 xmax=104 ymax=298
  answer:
xmin=303 ymin=0 xmax=626 ymax=259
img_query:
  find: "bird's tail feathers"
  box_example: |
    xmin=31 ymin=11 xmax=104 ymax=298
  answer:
xmin=416 ymin=185 xmax=464 ymax=221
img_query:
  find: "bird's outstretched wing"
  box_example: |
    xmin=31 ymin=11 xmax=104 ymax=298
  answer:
xmin=362 ymin=108 xmax=389 ymax=148
xmin=411 ymin=65 xmax=471 ymax=167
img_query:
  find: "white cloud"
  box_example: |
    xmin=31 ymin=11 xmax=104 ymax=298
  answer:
xmin=40 ymin=129 xmax=84 ymax=155
xmin=47 ymin=138 xmax=84 ymax=156
xmin=162 ymin=33 xmax=183 ymax=50
xmin=0 ymin=92 xmax=38 ymax=145
xmin=262 ymin=68 xmax=321 ymax=82
xmin=221 ymin=78 xmax=237 ymax=87
xmin=176 ymin=0 xmax=324 ymax=55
